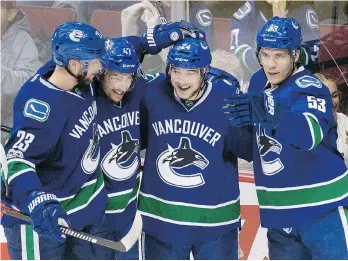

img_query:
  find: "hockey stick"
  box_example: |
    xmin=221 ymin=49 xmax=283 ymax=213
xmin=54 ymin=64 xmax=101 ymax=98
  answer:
xmin=1 ymin=125 xmax=12 ymax=133
xmin=154 ymin=1 xmax=168 ymax=24
xmin=1 ymin=204 xmax=142 ymax=252
xmin=154 ymin=1 xmax=174 ymax=52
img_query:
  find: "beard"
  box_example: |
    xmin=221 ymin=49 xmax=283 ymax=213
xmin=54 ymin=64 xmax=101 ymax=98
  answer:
xmin=75 ymin=75 xmax=94 ymax=90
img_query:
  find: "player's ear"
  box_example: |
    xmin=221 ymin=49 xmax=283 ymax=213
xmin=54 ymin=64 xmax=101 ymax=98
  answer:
xmin=294 ymin=49 xmax=300 ymax=63
xmin=68 ymin=59 xmax=80 ymax=73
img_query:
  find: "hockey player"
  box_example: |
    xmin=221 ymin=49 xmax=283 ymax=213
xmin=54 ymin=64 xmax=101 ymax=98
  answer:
xmin=78 ymin=38 xmax=146 ymax=260
xmin=2 ymin=22 xmax=108 ymax=259
xmin=223 ymin=17 xmax=348 ymax=259
xmin=79 ymin=21 xmax=206 ymax=260
xmin=231 ymin=0 xmax=320 ymax=82
xmin=138 ymin=36 xmax=253 ymax=259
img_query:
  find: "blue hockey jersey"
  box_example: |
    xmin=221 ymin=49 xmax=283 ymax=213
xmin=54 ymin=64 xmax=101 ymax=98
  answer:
xmin=138 ymin=71 xmax=253 ymax=247
xmin=249 ymin=67 xmax=348 ymax=228
xmin=2 ymin=61 xmax=107 ymax=230
xmin=95 ymin=76 xmax=147 ymax=232
xmin=231 ymin=1 xmax=320 ymax=80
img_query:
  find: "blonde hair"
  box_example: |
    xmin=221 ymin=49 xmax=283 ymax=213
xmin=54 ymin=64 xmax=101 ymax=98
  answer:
xmin=211 ymin=49 xmax=243 ymax=82
xmin=314 ymin=73 xmax=336 ymax=85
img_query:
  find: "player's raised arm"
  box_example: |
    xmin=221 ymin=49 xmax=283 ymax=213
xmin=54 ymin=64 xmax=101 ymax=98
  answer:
xmin=123 ymin=21 xmax=205 ymax=62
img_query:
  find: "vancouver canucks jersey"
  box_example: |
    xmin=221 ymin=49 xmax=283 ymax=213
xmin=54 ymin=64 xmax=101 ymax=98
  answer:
xmin=138 ymin=71 xmax=253 ymax=246
xmin=231 ymin=1 xmax=320 ymax=80
xmin=96 ymin=76 xmax=147 ymax=232
xmin=2 ymin=61 xmax=107 ymax=230
xmin=249 ymin=67 xmax=348 ymax=228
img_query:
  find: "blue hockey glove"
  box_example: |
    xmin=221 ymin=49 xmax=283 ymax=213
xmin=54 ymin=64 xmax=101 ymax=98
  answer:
xmin=27 ymin=191 xmax=70 ymax=242
xmin=142 ymin=21 xmax=205 ymax=55
xmin=222 ymin=91 xmax=287 ymax=127
xmin=179 ymin=20 xmax=205 ymax=39
xmin=208 ymin=67 xmax=240 ymax=90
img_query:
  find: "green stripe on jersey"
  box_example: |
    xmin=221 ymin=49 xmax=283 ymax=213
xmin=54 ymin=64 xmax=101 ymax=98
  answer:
xmin=304 ymin=112 xmax=323 ymax=150
xmin=106 ymin=175 xmax=140 ymax=212
xmin=138 ymin=192 xmax=240 ymax=226
xmin=257 ymin=171 xmax=348 ymax=209
xmin=7 ymin=159 xmax=35 ymax=184
xmin=59 ymin=170 xmax=104 ymax=215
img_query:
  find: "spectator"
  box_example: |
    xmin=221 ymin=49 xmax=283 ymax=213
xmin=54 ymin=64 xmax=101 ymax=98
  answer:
xmin=1 ymin=0 xmax=41 ymax=144
xmin=315 ymin=73 xmax=348 ymax=167
xmin=16 ymin=1 xmax=80 ymax=63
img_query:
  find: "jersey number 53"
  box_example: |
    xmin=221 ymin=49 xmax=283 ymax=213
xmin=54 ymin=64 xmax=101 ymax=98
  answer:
xmin=307 ymin=96 xmax=326 ymax=113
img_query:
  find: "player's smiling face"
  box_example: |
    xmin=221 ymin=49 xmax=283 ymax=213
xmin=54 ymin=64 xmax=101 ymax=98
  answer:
xmin=101 ymin=70 xmax=133 ymax=102
xmin=259 ymin=48 xmax=299 ymax=86
xmin=170 ymin=67 xmax=203 ymax=100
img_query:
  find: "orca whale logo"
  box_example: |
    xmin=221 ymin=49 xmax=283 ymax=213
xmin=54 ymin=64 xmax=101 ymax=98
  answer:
xmin=102 ymin=130 xmax=139 ymax=181
xmin=156 ymin=137 xmax=209 ymax=188
xmin=256 ymin=126 xmax=284 ymax=176
xmin=81 ymin=123 xmax=100 ymax=175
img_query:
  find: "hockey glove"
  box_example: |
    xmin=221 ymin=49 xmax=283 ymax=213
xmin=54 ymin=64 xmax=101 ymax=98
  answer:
xmin=27 ymin=191 xmax=70 ymax=242
xmin=142 ymin=21 xmax=204 ymax=55
xmin=222 ymin=91 xmax=287 ymax=127
xmin=179 ymin=20 xmax=205 ymax=39
xmin=208 ymin=67 xmax=240 ymax=90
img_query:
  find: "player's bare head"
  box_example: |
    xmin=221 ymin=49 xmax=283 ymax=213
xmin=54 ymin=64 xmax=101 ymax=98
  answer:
xmin=167 ymin=37 xmax=211 ymax=101
xmin=99 ymin=38 xmax=139 ymax=102
xmin=315 ymin=73 xmax=340 ymax=112
xmin=51 ymin=22 xmax=105 ymax=87
xmin=256 ymin=17 xmax=302 ymax=86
